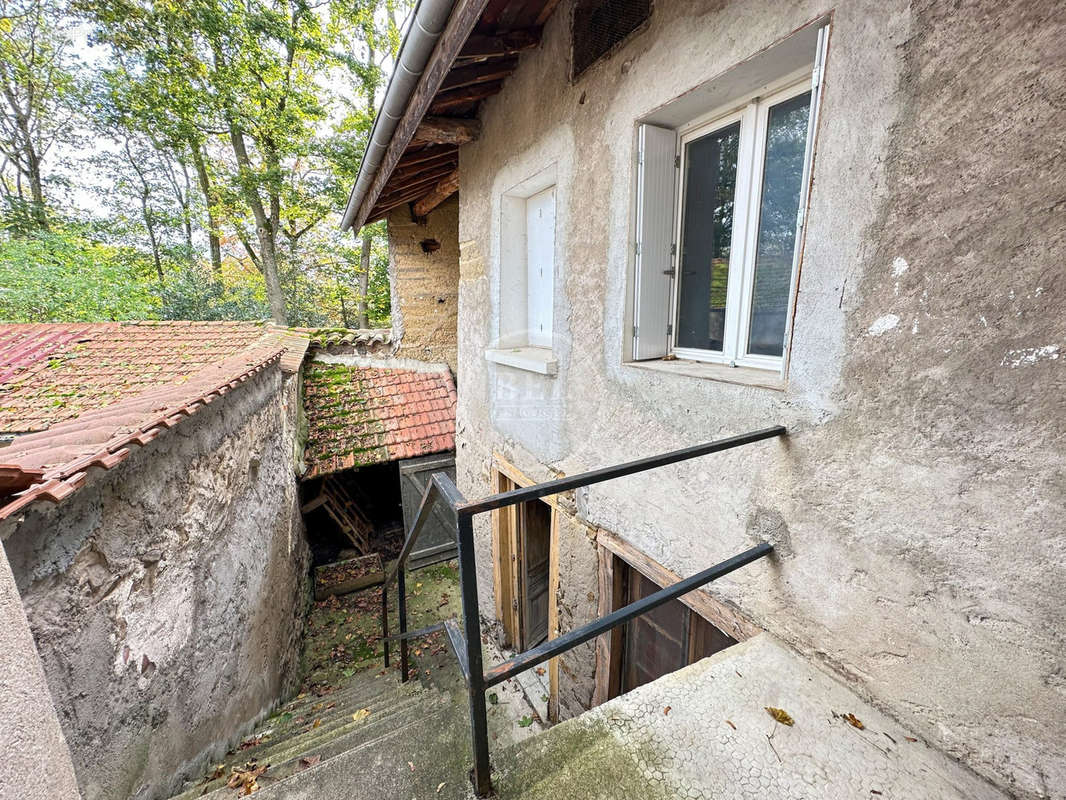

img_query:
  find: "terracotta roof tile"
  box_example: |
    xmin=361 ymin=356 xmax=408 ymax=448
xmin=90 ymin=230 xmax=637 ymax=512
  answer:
xmin=0 ymin=340 xmax=284 ymax=521
xmin=302 ymin=361 xmax=456 ymax=478
xmin=0 ymin=321 xmax=309 ymax=434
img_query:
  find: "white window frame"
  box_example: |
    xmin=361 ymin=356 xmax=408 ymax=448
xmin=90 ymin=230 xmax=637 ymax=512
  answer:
xmin=669 ymin=71 xmax=815 ymax=371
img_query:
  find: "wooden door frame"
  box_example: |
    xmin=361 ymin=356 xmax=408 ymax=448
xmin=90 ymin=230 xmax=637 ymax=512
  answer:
xmin=592 ymin=528 xmax=763 ymax=706
xmin=490 ymin=455 xmax=561 ymax=720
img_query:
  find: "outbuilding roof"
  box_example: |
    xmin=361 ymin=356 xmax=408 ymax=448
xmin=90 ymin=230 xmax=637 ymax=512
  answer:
xmin=0 ymin=321 xmax=306 ymax=434
xmin=303 ymin=360 xmax=456 ymax=478
xmin=0 ymin=322 xmax=310 ymax=521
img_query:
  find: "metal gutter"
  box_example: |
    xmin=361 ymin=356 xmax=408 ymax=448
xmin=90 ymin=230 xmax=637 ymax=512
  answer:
xmin=340 ymin=0 xmax=458 ymax=232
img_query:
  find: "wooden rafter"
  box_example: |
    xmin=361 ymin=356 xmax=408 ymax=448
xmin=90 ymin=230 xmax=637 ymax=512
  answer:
xmin=411 ymin=116 xmax=482 ymax=146
xmin=456 ymin=28 xmax=541 ymax=61
xmin=428 ymin=82 xmax=505 ymax=114
xmin=412 ymin=169 xmax=461 ymax=218
xmin=351 ymin=0 xmax=492 ymax=231
xmin=439 ymin=57 xmax=518 ymax=93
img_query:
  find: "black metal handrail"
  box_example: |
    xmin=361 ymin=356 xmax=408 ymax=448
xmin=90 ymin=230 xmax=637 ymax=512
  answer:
xmin=380 ymin=425 xmax=786 ymax=796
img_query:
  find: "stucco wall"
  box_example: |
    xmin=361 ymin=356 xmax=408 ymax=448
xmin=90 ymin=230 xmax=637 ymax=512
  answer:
xmin=388 ymin=195 xmax=461 ymax=373
xmin=0 ymin=366 xmax=310 ymax=800
xmin=454 ymin=1 xmax=1066 ymax=798
xmin=0 ymin=544 xmax=80 ymax=800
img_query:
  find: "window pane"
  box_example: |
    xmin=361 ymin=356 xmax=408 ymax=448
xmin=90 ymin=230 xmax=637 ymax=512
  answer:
xmin=747 ymin=90 xmax=812 ymax=357
xmin=676 ymin=122 xmax=740 ymax=352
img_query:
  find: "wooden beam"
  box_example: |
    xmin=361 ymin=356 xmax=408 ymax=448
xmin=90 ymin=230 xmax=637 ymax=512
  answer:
xmin=596 ymin=527 xmax=763 ymax=642
xmin=412 ymin=169 xmax=460 ymax=218
xmin=428 ymin=81 xmax=505 ymax=114
xmin=439 ymin=57 xmax=518 ymax=93
xmin=391 ymin=153 xmax=459 ymax=184
xmin=410 ymin=116 xmax=482 ymax=146
xmin=456 ymin=28 xmax=541 ymax=60
xmin=352 ymin=0 xmax=492 ymax=232
xmin=395 ymin=144 xmax=458 ymax=169
xmin=373 ymin=171 xmax=459 ymax=213
xmin=534 ymin=0 xmax=564 ymax=26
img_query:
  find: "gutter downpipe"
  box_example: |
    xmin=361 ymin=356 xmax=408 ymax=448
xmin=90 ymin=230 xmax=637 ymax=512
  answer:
xmin=340 ymin=0 xmax=458 ymax=232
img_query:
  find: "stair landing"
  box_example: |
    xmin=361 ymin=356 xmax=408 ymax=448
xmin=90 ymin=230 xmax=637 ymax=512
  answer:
xmin=493 ymin=633 xmax=1009 ymax=800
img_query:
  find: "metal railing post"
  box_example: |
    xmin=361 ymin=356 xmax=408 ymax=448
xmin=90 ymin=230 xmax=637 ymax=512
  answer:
xmin=398 ymin=566 xmax=409 ymax=681
xmin=456 ymin=509 xmax=492 ymax=796
xmin=381 ymin=582 xmax=390 ymax=669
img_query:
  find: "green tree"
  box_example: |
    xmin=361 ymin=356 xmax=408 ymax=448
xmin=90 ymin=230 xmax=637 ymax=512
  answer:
xmin=0 ymin=225 xmax=159 ymax=320
xmin=0 ymin=0 xmax=83 ymax=229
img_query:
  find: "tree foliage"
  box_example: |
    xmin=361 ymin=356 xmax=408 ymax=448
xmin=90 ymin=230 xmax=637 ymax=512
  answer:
xmin=0 ymin=0 xmax=404 ymax=328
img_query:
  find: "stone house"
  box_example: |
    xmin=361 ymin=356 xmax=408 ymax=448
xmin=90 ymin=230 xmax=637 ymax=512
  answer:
xmin=0 ymin=321 xmax=457 ymax=800
xmin=340 ymin=0 xmax=1065 ymax=798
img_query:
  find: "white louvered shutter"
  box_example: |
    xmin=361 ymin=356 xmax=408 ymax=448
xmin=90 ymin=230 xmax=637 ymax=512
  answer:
xmin=632 ymin=124 xmax=677 ymax=360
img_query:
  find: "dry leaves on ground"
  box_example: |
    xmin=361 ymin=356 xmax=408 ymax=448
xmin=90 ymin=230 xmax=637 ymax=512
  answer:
xmin=227 ymin=761 xmax=268 ymax=796
xmin=842 ymin=712 xmax=864 ymax=730
xmin=765 ymin=707 xmax=795 ymax=726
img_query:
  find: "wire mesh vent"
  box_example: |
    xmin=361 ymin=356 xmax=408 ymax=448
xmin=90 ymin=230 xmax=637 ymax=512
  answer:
xmin=571 ymin=0 xmax=652 ymax=79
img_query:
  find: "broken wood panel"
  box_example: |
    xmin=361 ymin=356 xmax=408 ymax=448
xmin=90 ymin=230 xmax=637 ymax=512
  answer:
xmin=352 ymin=0 xmax=492 ymax=231
xmin=412 ymin=170 xmax=461 ymax=218
xmin=411 ymin=116 xmax=482 ymax=146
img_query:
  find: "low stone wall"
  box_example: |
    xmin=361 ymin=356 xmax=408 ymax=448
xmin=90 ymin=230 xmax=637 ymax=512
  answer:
xmin=1 ymin=365 xmax=310 ymax=800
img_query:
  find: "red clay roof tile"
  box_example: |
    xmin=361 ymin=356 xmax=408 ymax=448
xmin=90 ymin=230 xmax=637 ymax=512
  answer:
xmin=302 ymin=361 xmax=456 ymax=478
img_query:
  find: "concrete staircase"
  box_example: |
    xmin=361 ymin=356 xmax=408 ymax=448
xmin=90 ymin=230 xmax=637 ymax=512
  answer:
xmin=166 ymin=667 xmax=457 ymax=799
xmin=167 ymin=631 xmax=1009 ymax=800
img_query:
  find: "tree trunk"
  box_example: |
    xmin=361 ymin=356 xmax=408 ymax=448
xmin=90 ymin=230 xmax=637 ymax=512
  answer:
xmin=357 ymin=230 xmax=371 ymax=328
xmin=191 ymin=144 xmax=223 ymax=274
xmin=25 ymin=143 xmax=47 ymax=229
xmin=227 ymin=125 xmax=287 ymax=325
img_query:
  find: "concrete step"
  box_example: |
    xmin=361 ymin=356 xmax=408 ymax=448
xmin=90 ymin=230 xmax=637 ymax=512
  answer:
xmin=168 ymin=684 xmax=444 ymax=800
xmin=248 ymin=701 xmax=473 ymax=800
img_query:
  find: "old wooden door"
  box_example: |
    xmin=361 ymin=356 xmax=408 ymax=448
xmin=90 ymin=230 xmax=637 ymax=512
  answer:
xmin=398 ymin=453 xmax=457 ymax=569
xmin=518 ymin=499 xmax=552 ymax=648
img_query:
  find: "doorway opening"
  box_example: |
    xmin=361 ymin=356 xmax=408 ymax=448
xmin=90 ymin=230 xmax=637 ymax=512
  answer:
xmin=493 ymin=470 xmax=556 ymax=651
xmin=300 ymin=462 xmax=404 ymax=567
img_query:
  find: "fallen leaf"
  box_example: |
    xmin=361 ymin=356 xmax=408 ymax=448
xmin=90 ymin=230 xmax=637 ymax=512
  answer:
xmin=725 ymin=720 xmax=736 ymax=730
xmin=904 ymin=736 xmax=918 ymax=743
xmin=535 ymin=667 xmax=546 ymax=676
xmin=299 ymin=755 xmax=321 ymax=770
xmin=352 ymin=707 xmax=371 ymax=722
xmin=765 ymin=707 xmax=794 ymax=726
xmin=663 ymin=706 xmax=671 ymax=716
xmin=843 ymin=712 xmax=865 ymax=730
xmin=488 ymin=692 xmax=499 ymax=705
xmin=518 ymin=715 xmax=534 ymax=728
xmin=312 ymin=718 xmax=322 ymax=729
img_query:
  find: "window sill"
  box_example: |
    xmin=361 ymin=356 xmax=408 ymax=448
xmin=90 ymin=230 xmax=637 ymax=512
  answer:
xmin=485 ymin=347 xmax=559 ymax=376
xmin=626 ymin=357 xmax=785 ymax=390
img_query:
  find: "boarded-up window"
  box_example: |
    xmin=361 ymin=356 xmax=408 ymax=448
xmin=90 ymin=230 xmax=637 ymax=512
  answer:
xmin=571 ymin=0 xmax=651 ymax=79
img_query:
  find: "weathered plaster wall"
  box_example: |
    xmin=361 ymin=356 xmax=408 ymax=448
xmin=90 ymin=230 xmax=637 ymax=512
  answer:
xmin=454 ymin=0 xmax=1066 ymax=797
xmin=0 ymin=544 xmax=80 ymax=800
xmin=1 ymin=366 xmax=310 ymax=800
xmin=388 ymin=195 xmax=461 ymax=373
